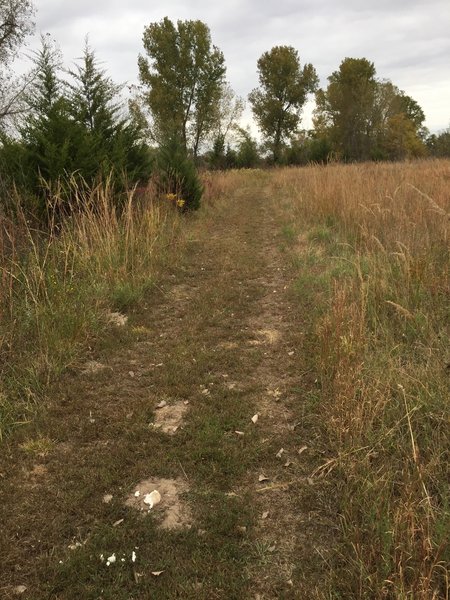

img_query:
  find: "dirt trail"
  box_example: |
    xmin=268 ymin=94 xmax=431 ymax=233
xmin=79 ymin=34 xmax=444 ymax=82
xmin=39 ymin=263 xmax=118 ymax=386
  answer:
xmin=0 ymin=175 xmax=330 ymax=599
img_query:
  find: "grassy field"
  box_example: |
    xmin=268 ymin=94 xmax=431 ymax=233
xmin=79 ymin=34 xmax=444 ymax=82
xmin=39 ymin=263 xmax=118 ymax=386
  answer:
xmin=0 ymin=160 xmax=448 ymax=598
xmin=267 ymin=160 xmax=450 ymax=598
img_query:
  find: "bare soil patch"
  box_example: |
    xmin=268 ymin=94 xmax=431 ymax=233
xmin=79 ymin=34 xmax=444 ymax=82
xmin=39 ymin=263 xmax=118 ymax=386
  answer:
xmin=81 ymin=360 xmax=109 ymax=375
xmin=125 ymin=477 xmax=192 ymax=530
xmin=151 ymin=400 xmax=189 ymax=434
xmin=105 ymin=310 xmax=128 ymax=327
xmin=257 ymin=327 xmax=282 ymax=344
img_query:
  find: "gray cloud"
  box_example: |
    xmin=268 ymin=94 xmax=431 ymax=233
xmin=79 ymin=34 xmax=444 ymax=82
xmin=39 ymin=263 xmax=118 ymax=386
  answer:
xmin=16 ymin=0 xmax=450 ymax=132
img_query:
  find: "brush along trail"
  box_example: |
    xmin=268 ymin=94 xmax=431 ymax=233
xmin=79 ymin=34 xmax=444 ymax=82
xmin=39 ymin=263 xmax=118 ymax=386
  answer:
xmin=0 ymin=171 xmax=332 ymax=599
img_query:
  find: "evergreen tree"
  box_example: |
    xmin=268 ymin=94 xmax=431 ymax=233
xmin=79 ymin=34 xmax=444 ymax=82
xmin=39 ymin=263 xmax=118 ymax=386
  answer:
xmin=209 ymin=133 xmax=226 ymax=170
xmin=18 ymin=35 xmax=88 ymax=207
xmin=68 ymin=40 xmax=121 ymax=135
xmin=68 ymin=40 xmax=150 ymax=185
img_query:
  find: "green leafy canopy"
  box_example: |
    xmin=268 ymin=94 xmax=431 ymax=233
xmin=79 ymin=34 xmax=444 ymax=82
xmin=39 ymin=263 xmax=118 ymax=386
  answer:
xmin=249 ymin=45 xmax=318 ymax=163
xmin=138 ymin=17 xmax=226 ymax=157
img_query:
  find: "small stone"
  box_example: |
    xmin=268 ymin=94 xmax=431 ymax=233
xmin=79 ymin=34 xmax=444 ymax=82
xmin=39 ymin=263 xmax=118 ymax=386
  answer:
xmin=68 ymin=542 xmax=82 ymax=550
xmin=143 ymin=490 xmax=161 ymax=509
xmin=13 ymin=585 xmax=27 ymax=595
xmin=106 ymin=553 xmax=116 ymax=566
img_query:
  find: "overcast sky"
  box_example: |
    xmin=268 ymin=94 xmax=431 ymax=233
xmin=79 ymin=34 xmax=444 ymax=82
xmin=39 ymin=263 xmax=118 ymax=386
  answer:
xmin=17 ymin=0 xmax=450 ymax=134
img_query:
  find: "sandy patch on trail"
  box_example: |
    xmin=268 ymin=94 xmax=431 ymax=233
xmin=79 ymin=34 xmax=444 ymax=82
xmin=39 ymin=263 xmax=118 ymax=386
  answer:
xmin=247 ymin=328 xmax=282 ymax=346
xmin=23 ymin=464 xmax=48 ymax=485
xmin=105 ymin=311 xmax=128 ymax=327
xmin=151 ymin=401 xmax=188 ymax=434
xmin=258 ymin=328 xmax=281 ymax=344
xmin=29 ymin=464 xmax=47 ymax=477
xmin=217 ymin=340 xmax=239 ymax=350
xmin=81 ymin=360 xmax=109 ymax=375
xmin=125 ymin=477 xmax=192 ymax=530
xmin=170 ymin=283 xmax=197 ymax=302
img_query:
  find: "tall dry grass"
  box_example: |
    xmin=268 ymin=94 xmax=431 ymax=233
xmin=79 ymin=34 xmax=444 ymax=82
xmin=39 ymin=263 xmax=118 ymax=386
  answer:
xmin=271 ymin=160 xmax=449 ymax=599
xmin=0 ymin=179 xmax=182 ymax=438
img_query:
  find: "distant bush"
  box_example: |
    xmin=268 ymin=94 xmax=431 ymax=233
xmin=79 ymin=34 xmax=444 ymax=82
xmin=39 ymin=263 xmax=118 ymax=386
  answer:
xmin=283 ymin=133 xmax=332 ymax=165
xmin=427 ymin=127 xmax=450 ymax=157
xmin=156 ymin=135 xmax=203 ymax=211
xmin=235 ymin=128 xmax=260 ymax=169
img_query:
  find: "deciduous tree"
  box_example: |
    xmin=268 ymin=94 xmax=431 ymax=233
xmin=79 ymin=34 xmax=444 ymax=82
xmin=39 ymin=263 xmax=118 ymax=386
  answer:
xmin=314 ymin=58 xmax=426 ymax=161
xmin=0 ymin=0 xmax=33 ymax=63
xmin=0 ymin=0 xmax=34 ymax=128
xmin=314 ymin=58 xmax=377 ymax=161
xmin=249 ymin=46 xmax=318 ymax=163
xmin=209 ymin=84 xmax=244 ymax=169
xmin=138 ymin=17 xmax=226 ymax=157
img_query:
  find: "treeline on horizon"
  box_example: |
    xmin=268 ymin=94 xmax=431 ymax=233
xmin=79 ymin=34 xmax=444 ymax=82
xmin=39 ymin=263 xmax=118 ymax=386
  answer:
xmin=1 ymin=1 xmax=450 ymax=216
